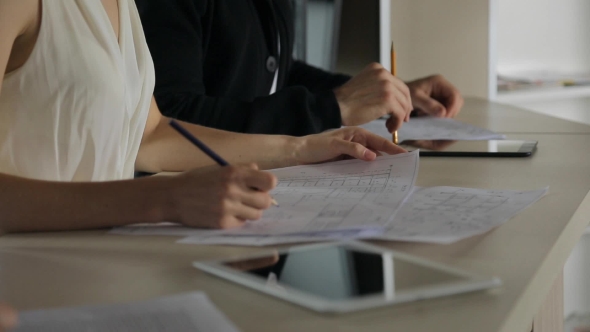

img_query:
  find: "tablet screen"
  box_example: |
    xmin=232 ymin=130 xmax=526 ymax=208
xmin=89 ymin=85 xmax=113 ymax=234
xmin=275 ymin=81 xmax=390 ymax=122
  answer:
xmin=400 ymin=140 xmax=537 ymax=154
xmin=223 ymin=246 xmax=468 ymax=300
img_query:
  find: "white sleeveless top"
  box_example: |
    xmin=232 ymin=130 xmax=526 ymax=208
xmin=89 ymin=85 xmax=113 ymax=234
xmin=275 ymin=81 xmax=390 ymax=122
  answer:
xmin=0 ymin=0 xmax=154 ymax=182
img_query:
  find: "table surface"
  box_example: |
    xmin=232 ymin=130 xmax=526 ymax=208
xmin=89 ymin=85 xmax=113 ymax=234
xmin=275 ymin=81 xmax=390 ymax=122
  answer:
xmin=457 ymin=98 xmax=590 ymax=134
xmin=513 ymin=96 xmax=590 ymax=127
xmin=1 ymin=99 xmax=590 ymax=332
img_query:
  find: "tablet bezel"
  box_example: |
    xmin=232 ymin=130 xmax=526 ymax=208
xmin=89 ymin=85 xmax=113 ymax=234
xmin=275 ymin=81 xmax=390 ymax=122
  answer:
xmin=402 ymin=140 xmax=538 ymax=157
xmin=193 ymin=241 xmax=501 ymax=313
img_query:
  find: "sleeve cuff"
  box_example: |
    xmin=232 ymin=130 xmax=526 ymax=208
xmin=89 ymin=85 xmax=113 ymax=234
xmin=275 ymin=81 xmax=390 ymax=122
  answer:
xmin=312 ymin=90 xmax=343 ymax=130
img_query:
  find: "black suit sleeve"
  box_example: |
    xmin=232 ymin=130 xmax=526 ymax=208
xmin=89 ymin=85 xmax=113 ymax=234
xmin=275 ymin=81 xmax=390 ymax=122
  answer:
xmin=138 ymin=0 xmax=344 ymax=136
xmin=286 ymin=60 xmax=351 ymax=93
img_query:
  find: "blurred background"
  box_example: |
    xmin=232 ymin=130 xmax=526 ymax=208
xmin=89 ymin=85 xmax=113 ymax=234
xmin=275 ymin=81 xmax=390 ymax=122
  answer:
xmin=294 ymin=0 xmax=590 ymax=329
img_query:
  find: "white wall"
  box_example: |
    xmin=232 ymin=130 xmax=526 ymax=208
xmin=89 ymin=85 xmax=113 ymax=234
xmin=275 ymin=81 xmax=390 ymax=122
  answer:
xmin=390 ymin=0 xmax=493 ymax=99
xmin=497 ymin=0 xmax=590 ymax=74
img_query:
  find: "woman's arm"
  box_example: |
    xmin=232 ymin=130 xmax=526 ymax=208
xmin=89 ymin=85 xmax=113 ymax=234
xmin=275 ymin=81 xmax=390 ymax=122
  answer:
xmin=0 ymin=173 xmax=166 ymax=233
xmin=0 ymin=1 xmax=276 ymax=233
xmin=136 ymin=98 xmax=406 ymax=173
xmin=0 ymin=166 xmax=275 ymax=233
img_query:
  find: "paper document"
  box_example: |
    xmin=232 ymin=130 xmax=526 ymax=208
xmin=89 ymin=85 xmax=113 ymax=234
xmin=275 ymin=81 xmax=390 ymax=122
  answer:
xmin=110 ymin=222 xmax=216 ymax=237
xmin=235 ymin=150 xmax=419 ymax=235
xmin=359 ymin=117 xmax=505 ymax=141
xmin=13 ymin=292 xmax=240 ymax=332
xmin=119 ymin=186 xmax=548 ymax=246
xmin=179 ymin=186 xmax=548 ymax=246
xmin=113 ymin=151 xmax=419 ymax=237
xmin=112 ymin=151 xmax=548 ymax=246
xmin=177 ymin=228 xmax=383 ymax=246
xmin=376 ymin=186 xmax=548 ymax=244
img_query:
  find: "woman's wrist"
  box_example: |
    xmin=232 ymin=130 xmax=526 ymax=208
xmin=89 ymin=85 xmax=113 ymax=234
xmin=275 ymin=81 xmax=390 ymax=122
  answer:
xmin=133 ymin=176 xmax=177 ymax=224
xmin=284 ymin=135 xmax=306 ymax=167
xmin=255 ymin=135 xmax=304 ymax=169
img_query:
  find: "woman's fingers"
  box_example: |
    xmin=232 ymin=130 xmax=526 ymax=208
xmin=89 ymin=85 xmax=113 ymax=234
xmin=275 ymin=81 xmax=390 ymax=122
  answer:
xmin=237 ymin=166 xmax=277 ymax=192
xmin=234 ymin=203 xmax=265 ymax=221
xmin=240 ymin=189 xmax=273 ymax=210
xmin=356 ymin=129 xmax=407 ymax=155
xmin=332 ymin=128 xmax=407 ymax=157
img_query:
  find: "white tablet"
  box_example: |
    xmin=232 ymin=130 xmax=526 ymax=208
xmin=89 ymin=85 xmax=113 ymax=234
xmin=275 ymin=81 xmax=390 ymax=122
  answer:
xmin=193 ymin=241 xmax=501 ymax=313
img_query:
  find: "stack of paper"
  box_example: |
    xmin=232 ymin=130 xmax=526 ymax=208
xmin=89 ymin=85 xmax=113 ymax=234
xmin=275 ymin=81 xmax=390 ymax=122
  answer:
xmin=358 ymin=117 xmax=505 ymax=142
xmin=112 ymin=150 xmax=547 ymax=246
xmin=13 ymin=292 xmax=240 ymax=332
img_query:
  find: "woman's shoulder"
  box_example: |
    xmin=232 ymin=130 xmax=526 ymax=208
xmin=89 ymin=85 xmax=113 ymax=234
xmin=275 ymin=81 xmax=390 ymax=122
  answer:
xmin=0 ymin=0 xmax=39 ymax=35
xmin=1 ymin=0 xmax=41 ymax=75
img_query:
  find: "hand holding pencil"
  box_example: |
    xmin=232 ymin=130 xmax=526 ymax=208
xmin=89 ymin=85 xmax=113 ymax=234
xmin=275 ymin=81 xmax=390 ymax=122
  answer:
xmin=170 ymin=120 xmax=279 ymax=207
xmin=333 ymin=49 xmax=412 ymax=135
xmin=159 ymin=120 xmax=278 ymax=229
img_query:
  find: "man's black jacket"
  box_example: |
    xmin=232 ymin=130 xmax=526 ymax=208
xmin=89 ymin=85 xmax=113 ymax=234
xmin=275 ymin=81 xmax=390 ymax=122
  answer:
xmin=136 ymin=0 xmax=352 ymax=135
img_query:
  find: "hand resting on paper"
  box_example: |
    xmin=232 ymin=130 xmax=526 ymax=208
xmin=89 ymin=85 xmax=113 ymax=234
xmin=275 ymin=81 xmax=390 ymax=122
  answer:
xmin=292 ymin=126 xmax=407 ymax=164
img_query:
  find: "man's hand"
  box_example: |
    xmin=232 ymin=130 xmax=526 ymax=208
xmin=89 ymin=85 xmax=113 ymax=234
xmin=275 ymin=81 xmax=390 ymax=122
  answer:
xmin=406 ymin=75 xmax=464 ymax=118
xmin=334 ymin=63 xmax=412 ymax=131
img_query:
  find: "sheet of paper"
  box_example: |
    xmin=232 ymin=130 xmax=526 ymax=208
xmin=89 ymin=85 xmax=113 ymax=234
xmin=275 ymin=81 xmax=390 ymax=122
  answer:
xmin=110 ymin=222 xmax=215 ymax=237
xmin=13 ymin=292 xmax=240 ymax=332
xmin=112 ymin=151 xmax=419 ymax=237
xmin=375 ymin=186 xmax=548 ymax=244
xmin=178 ymin=186 xmax=547 ymax=246
xmin=358 ymin=117 xmax=505 ymax=141
xmin=177 ymin=228 xmax=383 ymax=246
xmin=239 ymin=150 xmax=418 ymax=234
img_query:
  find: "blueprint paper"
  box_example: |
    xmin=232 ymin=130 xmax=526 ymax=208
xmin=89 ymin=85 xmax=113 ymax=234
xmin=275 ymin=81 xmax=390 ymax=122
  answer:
xmin=111 ymin=151 xmax=548 ymax=246
xmin=112 ymin=151 xmax=419 ymax=236
xmin=375 ymin=186 xmax=548 ymax=244
xmin=178 ymin=186 xmax=548 ymax=246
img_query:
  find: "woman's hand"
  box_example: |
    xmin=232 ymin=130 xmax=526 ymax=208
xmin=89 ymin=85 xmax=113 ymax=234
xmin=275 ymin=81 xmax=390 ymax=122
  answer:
xmin=290 ymin=127 xmax=407 ymax=165
xmin=163 ymin=164 xmax=277 ymax=229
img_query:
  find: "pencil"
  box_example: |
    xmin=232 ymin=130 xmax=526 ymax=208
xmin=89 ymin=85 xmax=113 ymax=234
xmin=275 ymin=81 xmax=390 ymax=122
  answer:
xmin=169 ymin=119 xmax=279 ymax=207
xmin=391 ymin=42 xmax=398 ymax=145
